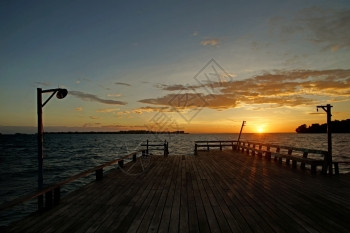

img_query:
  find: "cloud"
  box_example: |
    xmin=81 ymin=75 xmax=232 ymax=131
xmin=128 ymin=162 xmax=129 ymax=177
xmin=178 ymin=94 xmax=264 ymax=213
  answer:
xmin=75 ymin=107 xmax=83 ymax=111
xmin=116 ymin=111 xmax=130 ymax=116
xmin=193 ymin=31 xmax=198 ymax=36
xmin=138 ymin=69 xmax=350 ymax=110
xmin=155 ymin=84 xmax=190 ymax=91
xmin=272 ymin=7 xmax=350 ymax=51
xmin=139 ymin=92 xmax=238 ymax=110
xmin=115 ymin=82 xmax=131 ymax=86
xmin=200 ymin=39 xmax=220 ymax=46
xmin=132 ymin=106 xmax=172 ymax=114
xmin=219 ymin=69 xmax=350 ymax=101
xmin=82 ymin=123 xmax=101 ymax=128
xmin=89 ymin=116 xmax=100 ymax=120
xmin=107 ymin=93 xmax=122 ymax=97
xmin=70 ymin=91 xmax=127 ymax=105
xmin=35 ymin=82 xmax=50 ymax=87
xmin=96 ymin=108 xmax=119 ymax=113
xmin=297 ymin=7 xmax=350 ymax=51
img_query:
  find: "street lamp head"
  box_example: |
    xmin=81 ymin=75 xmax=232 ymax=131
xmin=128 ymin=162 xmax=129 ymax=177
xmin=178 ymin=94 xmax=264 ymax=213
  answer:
xmin=56 ymin=89 xmax=68 ymax=99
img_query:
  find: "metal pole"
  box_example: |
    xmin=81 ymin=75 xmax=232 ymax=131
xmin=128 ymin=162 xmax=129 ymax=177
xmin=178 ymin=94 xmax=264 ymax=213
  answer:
xmin=37 ymin=88 xmax=44 ymax=210
xmin=326 ymin=104 xmax=332 ymax=174
xmin=237 ymin=121 xmax=246 ymax=142
xmin=36 ymin=87 xmax=67 ymax=210
xmin=37 ymin=88 xmax=43 ymax=190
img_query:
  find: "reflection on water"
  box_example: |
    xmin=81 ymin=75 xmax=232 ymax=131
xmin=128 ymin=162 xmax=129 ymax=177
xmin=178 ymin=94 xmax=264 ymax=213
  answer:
xmin=0 ymin=133 xmax=349 ymax=226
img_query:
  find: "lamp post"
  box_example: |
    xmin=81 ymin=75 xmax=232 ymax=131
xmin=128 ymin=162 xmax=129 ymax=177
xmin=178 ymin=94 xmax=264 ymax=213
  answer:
xmin=237 ymin=121 xmax=246 ymax=143
xmin=37 ymin=88 xmax=68 ymax=190
xmin=316 ymin=104 xmax=333 ymax=174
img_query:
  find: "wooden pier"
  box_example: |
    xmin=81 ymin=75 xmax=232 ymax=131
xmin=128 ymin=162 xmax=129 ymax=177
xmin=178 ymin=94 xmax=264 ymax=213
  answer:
xmin=4 ymin=149 xmax=350 ymax=233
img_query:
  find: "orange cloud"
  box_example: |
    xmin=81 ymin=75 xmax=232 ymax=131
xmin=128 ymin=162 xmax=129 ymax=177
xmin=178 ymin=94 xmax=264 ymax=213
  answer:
xmin=132 ymin=106 xmax=172 ymax=114
xmin=139 ymin=69 xmax=350 ymax=110
xmin=107 ymin=93 xmax=122 ymax=97
xmin=200 ymin=39 xmax=220 ymax=46
xmin=97 ymin=108 xmax=119 ymax=113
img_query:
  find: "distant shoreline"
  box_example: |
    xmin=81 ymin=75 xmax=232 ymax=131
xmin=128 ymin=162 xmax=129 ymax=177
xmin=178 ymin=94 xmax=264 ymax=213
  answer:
xmin=42 ymin=130 xmax=188 ymax=135
xmin=0 ymin=130 xmax=188 ymax=135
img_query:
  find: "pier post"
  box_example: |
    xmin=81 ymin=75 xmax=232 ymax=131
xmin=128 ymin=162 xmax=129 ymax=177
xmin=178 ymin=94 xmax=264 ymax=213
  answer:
xmin=258 ymin=145 xmax=262 ymax=157
xmin=301 ymin=152 xmax=308 ymax=169
xmin=286 ymin=149 xmax=292 ymax=165
xmin=96 ymin=168 xmax=103 ymax=180
xmin=54 ymin=187 xmax=60 ymax=205
xmin=317 ymin=104 xmax=333 ymax=174
xmin=146 ymin=140 xmax=149 ymax=155
xmin=164 ymin=140 xmax=169 ymax=157
xmin=275 ymin=147 xmax=280 ymax=161
xmin=45 ymin=191 xmax=53 ymax=210
xmin=38 ymin=195 xmax=44 ymax=212
xmin=334 ymin=162 xmax=339 ymax=175
xmin=251 ymin=144 xmax=255 ymax=156
xmin=266 ymin=146 xmax=271 ymax=161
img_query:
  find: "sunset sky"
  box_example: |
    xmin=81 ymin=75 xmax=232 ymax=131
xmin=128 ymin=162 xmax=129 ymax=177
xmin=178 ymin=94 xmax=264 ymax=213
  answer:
xmin=1 ymin=0 xmax=350 ymax=134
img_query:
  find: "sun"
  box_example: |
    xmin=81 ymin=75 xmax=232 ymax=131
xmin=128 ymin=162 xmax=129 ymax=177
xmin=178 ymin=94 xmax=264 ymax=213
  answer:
xmin=257 ymin=126 xmax=264 ymax=133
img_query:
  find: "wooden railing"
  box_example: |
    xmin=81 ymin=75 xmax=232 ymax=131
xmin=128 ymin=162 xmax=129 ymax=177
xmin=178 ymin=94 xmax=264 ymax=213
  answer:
xmin=194 ymin=140 xmax=238 ymax=155
xmin=0 ymin=150 xmax=143 ymax=213
xmin=141 ymin=140 xmax=169 ymax=156
xmin=236 ymin=141 xmax=331 ymax=175
xmin=194 ymin=140 xmax=344 ymax=175
xmin=0 ymin=140 xmax=169 ymax=213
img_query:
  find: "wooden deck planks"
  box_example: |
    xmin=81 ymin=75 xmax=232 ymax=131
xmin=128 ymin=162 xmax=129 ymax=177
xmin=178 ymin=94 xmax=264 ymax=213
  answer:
xmin=5 ymin=150 xmax=350 ymax=233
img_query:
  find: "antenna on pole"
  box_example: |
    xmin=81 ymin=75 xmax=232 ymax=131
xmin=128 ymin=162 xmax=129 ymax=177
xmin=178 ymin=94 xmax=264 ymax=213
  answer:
xmin=237 ymin=121 xmax=246 ymax=143
xmin=316 ymin=104 xmax=333 ymax=174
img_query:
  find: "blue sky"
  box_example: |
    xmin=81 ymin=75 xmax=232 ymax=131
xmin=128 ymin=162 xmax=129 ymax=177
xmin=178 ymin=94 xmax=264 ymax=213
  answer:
xmin=1 ymin=0 xmax=350 ymax=133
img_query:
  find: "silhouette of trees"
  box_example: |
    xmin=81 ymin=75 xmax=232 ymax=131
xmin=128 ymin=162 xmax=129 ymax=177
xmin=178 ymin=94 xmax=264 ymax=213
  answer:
xmin=296 ymin=119 xmax=350 ymax=133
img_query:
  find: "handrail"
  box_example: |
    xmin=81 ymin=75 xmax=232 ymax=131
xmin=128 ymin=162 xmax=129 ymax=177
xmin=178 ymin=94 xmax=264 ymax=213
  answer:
xmin=0 ymin=149 xmax=143 ymax=213
xmin=236 ymin=141 xmax=328 ymax=157
xmin=0 ymin=140 xmax=170 ymax=213
xmin=141 ymin=140 xmax=169 ymax=156
xmin=194 ymin=140 xmax=238 ymax=155
xmin=236 ymin=141 xmax=331 ymax=174
xmin=193 ymin=140 xmax=336 ymax=174
xmin=195 ymin=140 xmax=238 ymax=143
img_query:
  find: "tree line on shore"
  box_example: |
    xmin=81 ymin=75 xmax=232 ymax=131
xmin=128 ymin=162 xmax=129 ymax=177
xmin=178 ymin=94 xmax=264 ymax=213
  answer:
xmin=296 ymin=119 xmax=350 ymax=133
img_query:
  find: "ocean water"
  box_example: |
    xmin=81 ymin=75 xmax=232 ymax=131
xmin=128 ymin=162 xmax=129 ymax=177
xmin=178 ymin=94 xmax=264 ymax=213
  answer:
xmin=0 ymin=133 xmax=349 ymax=226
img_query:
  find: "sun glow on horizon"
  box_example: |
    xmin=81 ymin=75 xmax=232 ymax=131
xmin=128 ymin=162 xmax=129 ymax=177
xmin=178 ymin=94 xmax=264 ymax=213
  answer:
xmin=257 ymin=125 xmax=265 ymax=133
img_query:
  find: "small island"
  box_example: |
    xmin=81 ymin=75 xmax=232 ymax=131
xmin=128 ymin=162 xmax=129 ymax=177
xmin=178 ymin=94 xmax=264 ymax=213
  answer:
xmin=296 ymin=119 xmax=350 ymax=133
